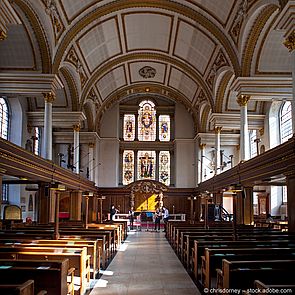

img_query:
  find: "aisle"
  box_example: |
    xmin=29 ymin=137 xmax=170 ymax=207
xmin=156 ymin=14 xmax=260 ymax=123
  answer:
xmin=89 ymin=231 xmax=201 ymax=295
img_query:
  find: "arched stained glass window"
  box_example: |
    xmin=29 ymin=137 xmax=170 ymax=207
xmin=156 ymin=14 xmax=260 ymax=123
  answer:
xmin=159 ymin=115 xmax=170 ymax=141
xmin=0 ymin=97 xmax=9 ymax=139
xmin=138 ymin=150 xmax=156 ymax=180
xmin=138 ymin=100 xmax=156 ymax=141
xmin=123 ymin=150 xmax=134 ymax=185
xmin=159 ymin=151 xmax=170 ymax=185
xmin=123 ymin=114 xmax=135 ymax=141
xmin=280 ymin=101 xmax=292 ymax=143
xmin=33 ymin=127 xmax=41 ymax=155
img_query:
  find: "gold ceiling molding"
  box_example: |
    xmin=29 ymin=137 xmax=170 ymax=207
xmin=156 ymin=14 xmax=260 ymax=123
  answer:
xmin=65 ymin=46 xmax=88 ymax=88
xmin=200 ymin=104 xmax=210 ymax=132
xmin=0 ymin=29 xmax=7 ymax=40
xmin=283 ymin=30 xmax=295 ymax=52
xmin=12 ymin=0 xmax=51 ymax=73
xmin=80 ymin=52 xmax=213 ymax=108
xmin=206 ymin=50 xmax=229 ymax=91
xmin=236 ymin=94 xmax=250 ymax=106
xmin=195 ymin=89 xmax=207 ymax=106
xmin=41 ymin=0 xmax=65 ymax=44
xmin=241 ymin=5 xmax=278 ymax=77
xmin=52 ymin=0 xmax=240 ymax=75
xmin=215 ymin=71 xmax=233 ymax=113
xmin=59 ymin=67 xmax=79 ymax=111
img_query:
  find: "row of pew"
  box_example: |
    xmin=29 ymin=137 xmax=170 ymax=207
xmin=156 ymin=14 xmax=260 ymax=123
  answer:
xmin=0 ymin=221 xmax=127 ymax=295
xmin=166 ymin=221 xmax=295 ymax=293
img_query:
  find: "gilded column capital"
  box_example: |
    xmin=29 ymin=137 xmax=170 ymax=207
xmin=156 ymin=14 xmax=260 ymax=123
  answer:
xmin=214 ymin=126 xmax=222 ymax=134
xmin=283 ymin=30 xmax=295 ymax=52
xmin=237 ymin=94 xmax=250 ymax=106
xmin=259 ymin=127 xmax=264 ymax=136
xmin=43 ymin=92 xmax=55 ymax=103
xmin=88 ymin=142 xmax=95 ymax=148
xmin=73 ymin=124 xmax=81 ymax=132
xmin=0 ymin=30 xmax=7 ymax=41
xmin=199 ymin=143 xmax=206 ymax=150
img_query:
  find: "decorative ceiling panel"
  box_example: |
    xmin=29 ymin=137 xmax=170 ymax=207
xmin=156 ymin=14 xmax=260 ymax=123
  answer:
xmin=96 ymin=65 xmax=127 ymax=101
xmin=0 ymin=25 xmax=35 ymax=70
xmin=122 ymin=12 xmax=173 ymax=53
xmin=183 ymin=0 xmax=235 ymax=26
xmin=59 ymin=0 xmax=96 ymax=23
xmin=77 ymin=17 xmax=122 ymax=73
xmin=257 ymin=30 xmax=291 ymax=74
xmin=168 ymin=67 xmax=198 ymax=102
xmin=128 ymin=61 xmax=167 ymax=84
xmin=174 ymin=19 xmax=216 ymax=75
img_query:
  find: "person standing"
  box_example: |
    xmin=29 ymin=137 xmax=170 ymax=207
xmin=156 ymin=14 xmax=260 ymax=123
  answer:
xmin=154 ymin=208 xmax=161 ymax=231
xmin=128 ymin=206 xmax=135 ymax=230
xmin=110 ymin=204 xmax=118 ymax=221
xmin=162 ymin=206 xmax=169 ymax=232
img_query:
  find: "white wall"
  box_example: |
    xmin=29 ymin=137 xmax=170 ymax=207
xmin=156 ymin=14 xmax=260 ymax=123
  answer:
xmin=100 ymin=103 xmax=119 ymax=138
xmin=97 ymin=138 xmax=119 ymax=187
xmin=174 ymin=139 xmax=195 ymax=187
xmin=174 ymin=102 xmax=194 ymax=139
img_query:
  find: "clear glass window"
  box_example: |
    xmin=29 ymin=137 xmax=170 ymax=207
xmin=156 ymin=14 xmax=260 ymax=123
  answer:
xmin=280 ymin=101 xmax=292 ymax=143
xmin=33 ymin=127 xmax=41 ymax=155
xmin=0 ymin=97 xmax=9 ymax=140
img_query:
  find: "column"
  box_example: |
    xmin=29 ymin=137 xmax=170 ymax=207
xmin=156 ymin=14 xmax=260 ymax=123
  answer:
xmin=0 ymin=169 xmax=5 ymax=220
xmin=155 ymin=150 xmax=160 ymax=181
xmin=285 ymin=171 xmax=295 ymax=233
xmin=156 ymin=114 xmax=160 ymax=140
xmin=214 ymin=127 xmax=222 ymax=174
xmin=85 ymin=196 xmax=89 ymax=228
xmin=73 ymin=124 xmax=80 ymax=174
xmin=43 ymin=92 xmax=55 ymax=160
xmin=199 ymin=144 xmax=206 ymax=182
xmin=70 ymin=191 xmax=82 ymax=221
xmin=243 ymin=187 xmax=254 ymax=225
xmin=37 ymin=183 xmax=49 ymax=224
xmin=135 ymin=113 xmax=139 ymax=141
xmin=283 ymin=31 xmax=295 ymax=133
xmin=134 ymin=150 xmax=138 ymax=181
xmin=49 ymin=189 xmax=56 ymax=223
xmin=88 ymin=143 xmax=95 ymax=181
xmin=237 ymin=94 xmax=250 ymax=161
xmin=53 ymin=191 xmax=60 ymax=239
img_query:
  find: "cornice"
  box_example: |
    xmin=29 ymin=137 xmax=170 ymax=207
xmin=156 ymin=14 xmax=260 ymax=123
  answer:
xmin=53 ymin=131 xmax=100 ymax=144
xmin=52 ymin=0 xmax=240 ymax=76
xmin=230 ymin=76 xmax=293 ymax=99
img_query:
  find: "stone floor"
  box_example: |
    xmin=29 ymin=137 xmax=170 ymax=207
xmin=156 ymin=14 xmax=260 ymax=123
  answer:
xmin=88 ymin=230 xmax=201 ymax=295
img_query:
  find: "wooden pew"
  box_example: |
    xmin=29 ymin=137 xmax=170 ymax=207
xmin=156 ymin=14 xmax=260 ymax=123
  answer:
xmin=219 ymin=259 xmax=295 ymax=289
xmin=0 ymin=239 xmax=99 ymax=279
xmin=0 ymin=246 xmax=89 ymax=295
xmin=193 ymin=239 xmax=295 ymax=280
xmin=254 ymin=280 xmax=295 ymax=294
xmin=0 ymin=259 xmax=71 ymax=295
xmin=202 ymin=247 xmax=295 ymax=288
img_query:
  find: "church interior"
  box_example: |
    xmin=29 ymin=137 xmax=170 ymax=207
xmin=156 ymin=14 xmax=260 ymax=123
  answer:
xmin=0 ymin=0 xmax=295 ymax=294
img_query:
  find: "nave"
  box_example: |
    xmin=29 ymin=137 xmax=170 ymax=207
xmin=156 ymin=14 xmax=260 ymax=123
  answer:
xmin=90 ymin=231 xmax=200 ymax=295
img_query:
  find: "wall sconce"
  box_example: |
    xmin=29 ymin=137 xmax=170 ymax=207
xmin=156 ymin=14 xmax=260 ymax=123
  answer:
xmin=50 ymin=182 xmax=66 ymax=191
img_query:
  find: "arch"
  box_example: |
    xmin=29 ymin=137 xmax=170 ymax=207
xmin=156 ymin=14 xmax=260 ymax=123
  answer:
xmin=0 ymin=97 xmax=9 ymax=140
xmin=53 ymin=0 xmax=240 ymax=76
xmin=12 ymin=0 xmax=51 ymax=73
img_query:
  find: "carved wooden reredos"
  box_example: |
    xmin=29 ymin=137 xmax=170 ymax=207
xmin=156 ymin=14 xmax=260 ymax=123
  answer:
xmin=126 ymin=180 xmax=168 ymax=210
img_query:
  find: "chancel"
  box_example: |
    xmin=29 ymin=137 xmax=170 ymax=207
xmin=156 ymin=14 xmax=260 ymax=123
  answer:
xmin=0 ymin=0 xmax=295 ymax=294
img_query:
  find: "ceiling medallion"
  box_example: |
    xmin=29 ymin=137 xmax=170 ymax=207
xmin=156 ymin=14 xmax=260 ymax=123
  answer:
xmin=139 ymin=66 xmax=156 ymax=78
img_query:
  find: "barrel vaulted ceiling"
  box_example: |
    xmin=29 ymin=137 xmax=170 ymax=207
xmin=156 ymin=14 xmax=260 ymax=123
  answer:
xmin=0 ymin=0 xmax=291 ymax=133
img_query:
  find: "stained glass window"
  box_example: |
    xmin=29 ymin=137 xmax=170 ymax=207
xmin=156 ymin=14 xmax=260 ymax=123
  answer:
xmin=280 ymin=101 xmax=292 ymax=143
xmin=138 ymin=150 xmax=156 ymax=180
xmin=138 ymin=100 xmax=156 ymax=141
xmin=123 ymin=150 xmax=134 ymax=185
xmin=123 ymin=114 xmax=135 ymax=141
xmin=159 ymin=115 xmax=170 ymax=141
xmin=0 ymin=97 xmax=9 ymax=140
xmin=159 ymin=151 xmax=170 ymax=185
